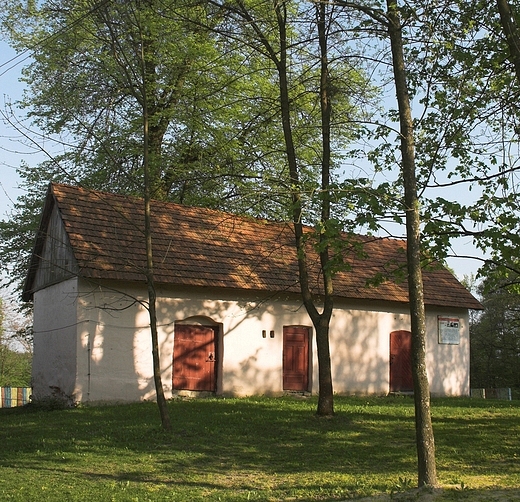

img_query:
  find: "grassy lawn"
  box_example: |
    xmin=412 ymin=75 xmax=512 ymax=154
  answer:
xmin=0 ymin=396 xmax=519 ymax=501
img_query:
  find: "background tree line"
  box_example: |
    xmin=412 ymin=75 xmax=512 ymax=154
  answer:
xmin=0 ymin=295 xmax=32 ymax=387
xmin=470 ymin=271 xmax=520 ymax=399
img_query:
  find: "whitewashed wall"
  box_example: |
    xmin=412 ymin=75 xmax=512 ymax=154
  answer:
xmin=31 ymin=278 xmax=80 ymax=401
xmin=328 ymin=300 xmax=470 ymax=396
xmin=32 ymin=278 xmax=470 ymax=403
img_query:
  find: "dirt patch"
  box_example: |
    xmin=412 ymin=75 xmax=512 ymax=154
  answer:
xmin=355 ymin=486 xmax=520 ymax=501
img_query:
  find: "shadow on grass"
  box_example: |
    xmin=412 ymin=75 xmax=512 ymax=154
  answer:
xmin=1 ymin=396 xmax=519 ymax=500
xmin=0 ymin=397 xmax=416 ymax=473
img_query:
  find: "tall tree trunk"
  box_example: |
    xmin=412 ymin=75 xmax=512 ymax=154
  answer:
xmin=386 ymin=0 xmax=437 ymax=487
xmin=233 ymin=0 xmax=335 ymax=415
xmin=274 ymin=0 xmax=334 ymax=415
xmin=143 ymin=108 xmax=172 ymax=432
xmin=315 ymin=0 xmax=335 ymax=416
xmin=496 ymin=0 xmax=520 ymax=85
xmin=141 ymin=32 xmax=172 ymax=433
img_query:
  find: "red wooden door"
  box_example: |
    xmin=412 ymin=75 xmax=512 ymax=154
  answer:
xmin=173 ymin=324 xmax=217 ymax=391
xmin=283 ymin=326 xmax=309 ymax=391
xmin=389 ymin=330 xmax=414 ymax=392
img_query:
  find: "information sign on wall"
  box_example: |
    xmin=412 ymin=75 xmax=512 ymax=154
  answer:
xmin=438 ymin=317 xmax=460 ymax=344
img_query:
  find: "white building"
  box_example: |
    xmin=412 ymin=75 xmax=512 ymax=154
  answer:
xmin=23 ymin=183 xmax=482 ymax=403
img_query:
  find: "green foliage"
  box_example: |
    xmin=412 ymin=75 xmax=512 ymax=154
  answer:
xmin=0 ymin=161 xmax=64 ymax=292
xmin=0 ymin=396 xmax=518 ymax=500
xmin=0 ymin=0 xmax=375 ymax=297
xmin=470 ymin=268 xmax=520 ymax=396
xmin=0 ymin=297 xmax=31 ymax=386
xmin=0 ymin=346 xmax=31 ymax=387
xmin=4 ymin=0 xmax=268 ymax=203
xmin=400 ymin=1 xmax=520 ymax=274
xmin=330 ymin=1 xmax=520 ymax=280
xmin=2 ymin=0 xmax=520 ymax=292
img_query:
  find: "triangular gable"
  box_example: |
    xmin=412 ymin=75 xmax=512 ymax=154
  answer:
xmin=23 ymin=187 xmax=78 ymax=300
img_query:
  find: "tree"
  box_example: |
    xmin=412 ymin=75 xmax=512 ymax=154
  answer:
xmin=385 ymin=0 xmax=437 ymax=486
xmin=134 ymin=0 xmax=173 ymax=430
xmin=470 ymin=269 xmax=520 ymax=396
xmin=1 ymin=0 xmax=205 ymax=428
xmin=323 ymin=0 xmax=438 ymax=485
xmin=5 ymin=0 xmax=365 ymax=421
xmin=496 ymin=0 xmax=520 ymax=86
xmin=0 ymin=0 xmax=290 ymax=293
xmin=205 ymin=0 xmax=372 ymax=415
xmin=1 ymin=0 xmax=233 ymax=199
xmin=337 ymin=0 xmax=520 ymax=484
xmin=400 ymin=1 xmax=520 ymax=281
xmin=0 ymin=346 xmax=32 ymax=387
xmin=0 ymin=296 xmax=32 ymax=387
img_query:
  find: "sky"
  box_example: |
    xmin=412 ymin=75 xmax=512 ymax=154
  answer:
xmin=0 ymin=43 xmax=26 ymax=218
xmin=0 ymin=41 xmax=49 ymax=225
xmin=0 ymin=39 xmax=485 ymax=282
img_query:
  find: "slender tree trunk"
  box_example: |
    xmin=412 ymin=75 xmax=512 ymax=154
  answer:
xmin=386 ymin=0 xmax=437 ymax=487
xmin=315 ymin=317 xmax=334 ymax=415
xmin=232 ymin=0 xmax=335 ymax=415
xmin=497 ymin=0 xmax=520 ymax=85
xmin=141 ymin=33 xmax=172 ymax=433
xmin=143 ymin=111 xmax=172 ymax=432
xmin=315 ymin=0 xmax=335 ymax=416
xmin=274 ymin=0 xmax=334 ymax=415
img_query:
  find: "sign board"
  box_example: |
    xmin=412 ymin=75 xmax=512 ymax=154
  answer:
xmin=438 ymin=317 xmax=460 ymax=345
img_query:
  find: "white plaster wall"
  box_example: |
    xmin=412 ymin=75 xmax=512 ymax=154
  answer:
xmin=327 ymin=301 xmax=470 ymax=396
xmin=154 ymin=287 xmax=306 ymax=396
xmin=73 ymin=282 xmax=314 ymax=400
xmin=74 ymin=279 xmax=174 ymax=402
xmin=327 ymin=302 xmax=402 ymax=395
xmin=35 ymin=279 xmax=470 ymax=402
xmin=31 ymin=278 xmax=80 ymax=401
xmin=426 ymin=309 xmax=470 ymax=396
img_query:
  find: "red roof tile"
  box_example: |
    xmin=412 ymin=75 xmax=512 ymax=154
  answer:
xmin=24 ymin=183 xmax=482 ymax=309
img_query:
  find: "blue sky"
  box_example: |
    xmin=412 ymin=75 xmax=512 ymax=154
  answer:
xmin=0 ymin=41 xmax=34 ymax=219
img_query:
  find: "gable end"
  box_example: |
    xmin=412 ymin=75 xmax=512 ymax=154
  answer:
xmin=23 ymin=194 xmax=78 ymax=301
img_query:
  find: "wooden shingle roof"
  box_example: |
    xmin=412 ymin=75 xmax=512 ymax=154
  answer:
xmin=23 ymin=183 xmax=482 ymax=309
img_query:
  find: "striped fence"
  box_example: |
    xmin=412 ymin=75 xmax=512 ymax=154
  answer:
xmin=0 ymin=387 xmax=32 ymax=408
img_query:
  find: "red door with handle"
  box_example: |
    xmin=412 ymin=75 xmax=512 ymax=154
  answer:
xmin=389 ymin=330 xmax=414 ymax=392
xmin=173 ymin=324 xmax=217 ymax=391
xmin=283 ymin=326 xmax=310 ymax=391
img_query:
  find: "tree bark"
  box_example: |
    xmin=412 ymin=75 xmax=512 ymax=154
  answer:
xmin=274 ymin=0 xmax=334 ymax=416
xmin=315 ymin=0 xmax=335 ymax=416
xmin=386 ymin=0 xmax=437 ymax=487
xmin=144 ymin=115 xmax=172 ymax=432
xmin=141 ymin=32 xmax=172 ymax=432
xmin=217 ymin=0 xmax=336 ymax=416
xmin=496 ymin=0 xmax=520 ymax=85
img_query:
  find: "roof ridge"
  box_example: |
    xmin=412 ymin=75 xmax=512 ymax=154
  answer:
xmin=51 ymin=182 xmax=288 ymax=230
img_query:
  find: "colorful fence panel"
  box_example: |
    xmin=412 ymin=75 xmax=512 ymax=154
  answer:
xmin=0 ymin=387 xmax=32 ymax=408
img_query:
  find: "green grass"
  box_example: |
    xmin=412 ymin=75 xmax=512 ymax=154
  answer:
xmin=0 ymin=396 xmax=519 ymax=501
